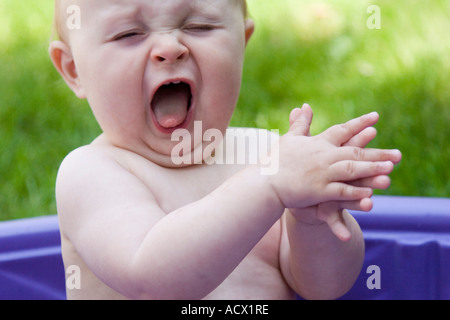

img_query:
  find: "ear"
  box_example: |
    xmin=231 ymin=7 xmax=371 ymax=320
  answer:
xmin=244 ymin=19 xmax=255 ymax=46
xmin=49 ymin=41 xmax=86 ymax=99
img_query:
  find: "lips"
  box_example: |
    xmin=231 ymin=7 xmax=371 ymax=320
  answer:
xmin=151 ymin=80 xmax=193 ymax=133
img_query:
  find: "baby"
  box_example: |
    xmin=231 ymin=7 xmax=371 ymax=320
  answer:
xmin=50 ymin=0 xmax=401 ymax=300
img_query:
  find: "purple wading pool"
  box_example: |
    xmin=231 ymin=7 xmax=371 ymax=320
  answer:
xmin=0 ymin=196 xmax=449 ymax=300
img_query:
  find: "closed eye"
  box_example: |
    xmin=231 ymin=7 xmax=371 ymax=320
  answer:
xmin=183 ymin=24 xmax=215 ymax=32
xmin=113 ymin=31 xmax=144 ymax=41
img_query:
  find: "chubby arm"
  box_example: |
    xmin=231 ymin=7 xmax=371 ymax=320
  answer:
xmin=281 ymin=209 xmax=365 ymax=300
xmin=278 ymin=105 xmax=402 ymax=300
xmin=57 ymin=148 xmax=285 ymax=300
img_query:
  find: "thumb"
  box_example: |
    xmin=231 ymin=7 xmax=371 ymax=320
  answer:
xmin=317 ymin=204 xmax=352 ymax=242
xmin=288 ymin=104 xmax=313 ymax=136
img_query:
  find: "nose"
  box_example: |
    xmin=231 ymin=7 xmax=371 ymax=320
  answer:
xmin=151 ymin=33 xmax=189 ymax=64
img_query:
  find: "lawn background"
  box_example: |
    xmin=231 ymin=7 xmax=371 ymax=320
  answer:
xmin=0 ymin=0 xmax=449 ymax=221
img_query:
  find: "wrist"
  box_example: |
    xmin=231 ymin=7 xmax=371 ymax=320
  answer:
xmin=288 ymin=207 xmax=326 ymax=227
xmin=244 ymin=165 xmax=286 ymax=216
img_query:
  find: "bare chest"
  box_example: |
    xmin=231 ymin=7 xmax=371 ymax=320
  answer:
xmin=123 ymin=155 xmax=294 ymax=299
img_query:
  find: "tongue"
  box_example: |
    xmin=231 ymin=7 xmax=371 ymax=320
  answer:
xmin=152 ymin=83 xmax=191 ymax=129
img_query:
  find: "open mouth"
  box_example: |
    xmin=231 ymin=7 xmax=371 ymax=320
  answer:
xmin=151 ymin=81 xmax=193 ymax=132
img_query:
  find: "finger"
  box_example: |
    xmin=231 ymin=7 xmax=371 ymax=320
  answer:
xmin=329 ymin=161 xmax=394 ymax=182
xmin=325 ymin=182 xmax=373 ymax=201
xmin=336 ymin=147 xmax=403 ymax=164
xmin=328 ymin=215 xmax=352 ymax=242
xmin=320 ymin=112 xmax=379 ymax=146
xmin=289 ymin=108 xmax=302 ymax=126
xmin=317 ymin=204 xmax=352 ymax=242
xmin=343 ymin=127 xmax=377 ymax=148
xmin=349 ymin=175 xmax=391 ymax=190
xmin=358 ymin=198 xmax=374 ymax=212
xmin=324 ymin=198 xmax=374 ymax=213
xmin=289 ymin=197 xmax=373 ymax=221
xmin=288 ymin=104 xmax=313 ymax=136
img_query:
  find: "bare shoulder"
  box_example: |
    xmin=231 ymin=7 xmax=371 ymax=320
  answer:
xmin=57 ymin=144 xmax=114 ymax=178
xmin=56 ymin=142 xmax=162 ymax=240
xmin=56 ymin=137 xmax=159 ymax=194
xmin=56 ymin=144 xmax=131 ymax=202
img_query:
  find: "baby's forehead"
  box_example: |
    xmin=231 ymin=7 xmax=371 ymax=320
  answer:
xmin=191 ymin=0 xmax=222 ymax=10
xmin=57 ymin=0 xmax=245 ymax=16
xmin=55 ymin=0 xmax=246 ymax=41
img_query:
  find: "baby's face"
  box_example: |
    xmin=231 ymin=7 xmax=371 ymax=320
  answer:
xmin=64 ymin=0 xmax=252 ymax=166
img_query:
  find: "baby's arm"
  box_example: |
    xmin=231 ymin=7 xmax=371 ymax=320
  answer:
xmin=278 ymin=105 xmax=402 ymax=300
xmin=57 ymin=148 xmax=285 ymax=299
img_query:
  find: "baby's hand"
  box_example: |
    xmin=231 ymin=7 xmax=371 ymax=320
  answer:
xmin=289 ymin=182 xmax=388 ymax=242
xmin=286 ymin=105 xmax=401 ymax=241
xmin=267 ymin=104 xmax=401 ymax=210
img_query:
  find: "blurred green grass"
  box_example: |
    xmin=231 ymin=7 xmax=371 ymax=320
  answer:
xmin=0 ymin=0 xmax=449 ymax=221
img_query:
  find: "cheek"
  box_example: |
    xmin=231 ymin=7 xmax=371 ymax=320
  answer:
xmin=88 ymin=54 xmax=141 ymax=98
xmin=74 ymin=47 xmax=149 ymax=137
xmin=204 ymin=48 xmax=244 ymax=121
xmin=77 ymin=48 xmax=145 ymax=106
xmin=198 ymin=36 xmax=245 ymax=99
